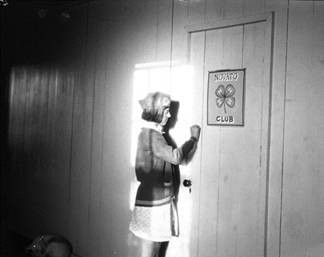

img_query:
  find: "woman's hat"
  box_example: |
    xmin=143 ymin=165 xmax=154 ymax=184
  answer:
xmin=139 ymin=92 xmax=171 ymax=111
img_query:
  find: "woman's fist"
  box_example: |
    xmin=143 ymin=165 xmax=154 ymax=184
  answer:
xmin=190 ymin=125 xmax=201 ymax=141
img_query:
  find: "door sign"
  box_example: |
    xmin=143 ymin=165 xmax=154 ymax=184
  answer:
xmin=207 ymin=69 xmax=245 ymax=126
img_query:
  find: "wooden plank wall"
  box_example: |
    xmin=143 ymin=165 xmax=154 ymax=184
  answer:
xmin=6 ymin=0 xmax=324 ymax=257
xmin=282 ymin=2 xmax=324 ymax=257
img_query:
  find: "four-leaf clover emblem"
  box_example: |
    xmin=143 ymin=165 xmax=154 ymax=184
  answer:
xmin=215 ymin=84 xmax=236 ymax=114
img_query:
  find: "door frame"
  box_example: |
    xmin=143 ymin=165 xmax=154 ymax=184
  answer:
xmin=185 ymin=12 xmax=275 ymax=257
xmin=186 ymin=12 xmax=274 ymax=60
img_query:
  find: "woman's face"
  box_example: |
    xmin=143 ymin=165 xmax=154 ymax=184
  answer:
xmin=160 ymin=107 xmax=171 ymax=126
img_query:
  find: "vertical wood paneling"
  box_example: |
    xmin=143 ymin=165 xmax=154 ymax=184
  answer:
xmin=87 ymin=66 xmax=104 ymax=257
xmin=156 ymin=0 xmax=173 ymax=61
xmin=77 ymin=6 xmax=105 ymax=256
xmin=131 ymin=0 xmax=158 ymax=64
xmin=206 ymin=0 xmax=223 ymax=21
xmin=98 ymin=12 xmax=134 ymax=257
xmin=223 ymin=0 xmax=244 ymax=19
xmin=188 ymin=0 xmax=206 ymax=25
xmin=23 ymin=68 xmax=36 ymax=182
xmin=100 ymin=63 xmax=132 ymax=257
xmin=301 ymin=9 xmax=324 ymax=257
xmin=198 ymin=28 xmax=223 ymax=257
xmin=99 ymin=69 xmax=113 ymax=257
xmin=190 ymin=33 xmax=205 ymax=257
xmin=282 ymin=2 xmax=324 ymax=257
xmin=171 ymin=0 xmax=189 ymax=62
xmin=26 ymin=69 xmax=49 ymax=235
xmin=38 ymin=69 xmax=53 ymax=234
xmin=241 ymin=21 xmax=267 ymax=257
xmin=243 ymin=0 xmax=265 ymax=16
xmin=68 ymin=5 xmax=94 ymax=256
xmin=215 ymin=26 xmax=244 ymax=257
xmin=7 ymin=68 xmax=27 ymax=232
xmin=263 ymin=1 xmax=288 ymax=257
xmin=8 ymin=68 xmax=26 ymax=181
xmin=85 ymin=22 xmax=106 ymax=257
xmin=48 ymin=71 xmax=74 ymax=236
xmin=282 ymin=2 xmax=313 ymax=257
xmin=100 ymin=19 xmax=131 ymax=257
xmin=8 ymin=67 xmax=75 ymax=237
xmin=23 ymin=68 xmax=44 ymax=235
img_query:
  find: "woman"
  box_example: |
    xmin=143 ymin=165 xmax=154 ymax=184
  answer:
xmin=129 ymin=92 xmax=200 ymax=257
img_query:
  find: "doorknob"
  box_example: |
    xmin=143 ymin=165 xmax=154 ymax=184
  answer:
xmin=183 ymin=179 xmax=192 ymax=193
xmin=183 ymin=179 xmax=192 ymax=187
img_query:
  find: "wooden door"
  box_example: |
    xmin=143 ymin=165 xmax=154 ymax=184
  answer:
xmin=187 ymin=14 xmax=273 ymax=257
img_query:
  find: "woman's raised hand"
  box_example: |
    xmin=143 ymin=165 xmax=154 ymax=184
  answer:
xmin=190 ymin=125 xmax=201 ymax=141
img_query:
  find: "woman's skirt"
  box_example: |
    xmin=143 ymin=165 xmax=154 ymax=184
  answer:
xmin=129 ymin=198 xmax=179 ymax=242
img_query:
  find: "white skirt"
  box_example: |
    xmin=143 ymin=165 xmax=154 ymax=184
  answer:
xmin=129 ymin=199 xmax=179 ymax=242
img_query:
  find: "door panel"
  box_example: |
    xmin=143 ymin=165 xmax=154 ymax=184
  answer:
xmin=191 ymin=19 xmax=271 ymax=257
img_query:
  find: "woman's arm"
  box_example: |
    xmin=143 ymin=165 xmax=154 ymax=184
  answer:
xmin=152 ymin=133 xmax=197 ymax=165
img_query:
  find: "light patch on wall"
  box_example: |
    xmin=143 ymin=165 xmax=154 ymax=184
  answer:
xmin=129 ymin=62 xmax=195 ymax=257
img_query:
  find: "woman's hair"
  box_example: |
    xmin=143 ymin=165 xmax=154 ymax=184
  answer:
xmin=141 ymin=108 xmax=165 ymax=123
xmin=139 ymin=92 xmax=171 ymax=123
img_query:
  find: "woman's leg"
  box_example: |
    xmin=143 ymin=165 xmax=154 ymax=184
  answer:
xmin=141 ymin=239 xmax=162 ymax=257
xmin=157 ymin=242 xmax=169 ymax=257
